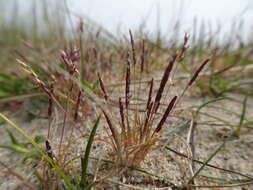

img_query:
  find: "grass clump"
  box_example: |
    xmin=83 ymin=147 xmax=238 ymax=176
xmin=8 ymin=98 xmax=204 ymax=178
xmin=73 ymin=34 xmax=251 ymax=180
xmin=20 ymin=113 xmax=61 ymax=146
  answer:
xmin=98 ymin=31 xmax=209 ymax=170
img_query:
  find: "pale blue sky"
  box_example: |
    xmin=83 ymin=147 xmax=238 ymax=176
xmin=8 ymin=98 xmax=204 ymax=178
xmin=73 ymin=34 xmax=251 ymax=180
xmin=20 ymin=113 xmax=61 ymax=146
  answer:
xmin=67 ymin=0 xmax=253 ymax=34
xmin=2 ymin=0 xmax=253 ymax=41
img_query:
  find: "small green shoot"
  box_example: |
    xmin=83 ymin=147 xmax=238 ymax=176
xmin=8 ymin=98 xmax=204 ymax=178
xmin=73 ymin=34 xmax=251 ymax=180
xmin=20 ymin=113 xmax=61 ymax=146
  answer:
xmin=79 ymin=115 xmax=101 ymax=189
xmin=233 ymin=96 xmax=248 ymax=137
xmin=0 ymin=119 xmax=5 ymax=125
xmin=0 ymin=73 xmax=30 ymax=97
xmin=0 ymin=129 xmax=45 ymax=162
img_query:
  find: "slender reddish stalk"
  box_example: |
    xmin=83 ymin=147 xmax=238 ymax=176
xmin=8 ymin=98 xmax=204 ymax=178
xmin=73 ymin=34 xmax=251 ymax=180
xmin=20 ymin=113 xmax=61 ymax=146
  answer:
xmin=59 ymin=83 xmax=73 ymax=153
xmin=178 ymin=33 xmax=189 ymax=62
xmin=119 ymin=98 xmax=126 ymax=135
xmin=129 ymin=30 xmax=136 ymax=65
xmin=103 ymin=110 xmax=124 ymax=163
xmin=47 ymin=84 xmax=54 ymax=139
xmin=176 ymin=59 xmax=210 ymax=107
xmin=98 ymin=72 xmax=108 ymax=100
xmin=154 ymin=54 xmax=177 ymax=111
xmin=142 ymin=101 xmax=154 ymax=138
xmin=188 ymin=59 xmax=209 ymax=86
xmin=14 ymin=49 xmax=29 ymax=62
xmin=47 ymin=97 xmax=53 ymax=139
xmin=145 ymin=60 xmax=177 ymax=138
xmin=140 ymin=40 xmax=145 ymax=72
xmin=103 ymin=111 xmax=117 ymax=143
xmin=146 ymin=78 xmax=154 ymax=109
xmin=22 ymin=40 xmax=34 ymax=50
xmin=154 ymin=96 xmax=177 ymax=134
xmin=48 ymin=98 xmax=53 ymax=118
xmin=125 ymin=55 xmax=131 ymax=109
xmin=74 ymin=90 xmax=82 ymax=121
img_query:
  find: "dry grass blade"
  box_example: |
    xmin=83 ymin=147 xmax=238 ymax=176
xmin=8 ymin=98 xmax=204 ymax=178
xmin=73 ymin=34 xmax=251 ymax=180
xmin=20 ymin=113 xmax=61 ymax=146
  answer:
xmin=14 ymin=49 xmax=29 ymax=62
xmin=165 ymin=146 xmax=253 ymax=179
xmin=0 ymin=161 xmax=37 ymax=190
xmin=102 ymin=110 xmax=123 ymax=163
xmin=103 ymin=111 xmax=117 ymax=141
xmin=17 ymin=59 xmax=51 ymax=96
xmin=189 ymin=139 xmax=226 ymax=184
xmin=191 ymin=179 xmax=253 ymax=188
xmin=16 ymin=59 xmax=65 ymax=113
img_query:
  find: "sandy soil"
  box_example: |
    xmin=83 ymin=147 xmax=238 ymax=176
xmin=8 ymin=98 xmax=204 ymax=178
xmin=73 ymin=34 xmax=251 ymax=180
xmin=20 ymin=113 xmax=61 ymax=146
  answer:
xmin=0 ymin=83 xmax=252 ymax=190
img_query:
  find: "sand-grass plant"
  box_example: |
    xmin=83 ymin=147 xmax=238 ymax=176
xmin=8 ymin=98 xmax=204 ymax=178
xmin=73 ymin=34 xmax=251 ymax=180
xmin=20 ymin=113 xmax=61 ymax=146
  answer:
xmin=1 ymin=36 xmax=123 ymax=188
xmin=1 ymin=48 xmax=107 ymax=188
xmin=0 ymin=112 xmax=77 ymax=190
xmin=0 ymin=111 xmax=106 ymax=190
xmin=4 ymin=51 xmax=98 ymax=189
xmin=98 ymin=31 xmax=209 ymax=170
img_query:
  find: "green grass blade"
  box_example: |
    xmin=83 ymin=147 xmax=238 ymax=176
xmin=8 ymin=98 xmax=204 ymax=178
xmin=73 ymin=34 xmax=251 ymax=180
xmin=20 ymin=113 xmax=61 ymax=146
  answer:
xmin=0 ymin=119 xmax=5 ymax=125
xmin=188 ymin=139 xmax=226 ymax=183
xmin=238 ymin=96 xmax=248 ymax=126
xmin=0 ymin=144 xmax=28 ymax=153
xmin=82 ymin=80 xmax=95 ymax=91
xmin=196 ymin=97 xmax=226 ymax=115
xmin=233 ymin=96 xmax=247 ymax=137
xmin=34 ymin=135 xmax=45 ymax=144
xmin=79 ymin=115 xmax=101 ymax=189
xmin=0 ymin=73 xmax=14 ymax=81
xmin=0 ymin=113 xmax=76 ymax=190
xmin=22 ymin=152 xmax=38 ymax=162
xmin=6 ymin=129 xmax=22 ymax=146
